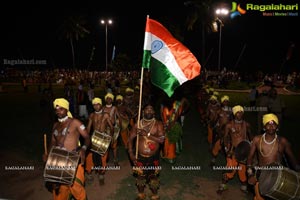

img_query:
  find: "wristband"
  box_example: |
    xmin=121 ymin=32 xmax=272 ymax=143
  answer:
xmin=247 ymin=168 xmax=253 ymax=176
xmin=81 ymin=145 xmax=87 ymax=151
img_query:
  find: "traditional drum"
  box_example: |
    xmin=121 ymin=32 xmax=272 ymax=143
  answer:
xmin=235 ymin=140 xmax=251 ymax=164
xmin=91 ymin=130 xmax=111 ymax=155
xmin=112 ymin=125 xmax=120 ymax=142
xmin=43 ymin=146 xmax=80 ymax=185
xmin=106 ymin=125 xmax=120 ymax=142
xmin=259 ymin=163 xmax=300 ymax=200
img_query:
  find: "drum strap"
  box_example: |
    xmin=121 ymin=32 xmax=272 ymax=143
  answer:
xmin=106 ymin=106 xmax=117 ymax=125
xmin=108 ymin=106 xmax=116 ymax=118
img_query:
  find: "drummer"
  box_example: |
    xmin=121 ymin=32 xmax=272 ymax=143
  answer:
xmin=102 ymin=92 xmax=121 ymax=166
xmin=217 ymin=105 xmax=253 ymax=195
xmin=115 ymin=94 xmax=134 ymax=150
xmin=210 ymin=95 xmax=232 ymax=167
xmin=247 ymin=113 xmax=300 ymax=200
xmin=43 ymin=98 xmax=90 ymax=200
xmin=86 ymin=97 xmax=114 ymax=185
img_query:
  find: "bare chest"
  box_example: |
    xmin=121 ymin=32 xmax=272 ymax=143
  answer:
xmin=52 ymin=122 xmax=75 ymax=147
xmin=53 ymin=123 xmax=70 ymax=137
xmin=230 ymin=122 xmax=247 ymax=139
xmin=92 ymin=114 xmax=104 ymax=126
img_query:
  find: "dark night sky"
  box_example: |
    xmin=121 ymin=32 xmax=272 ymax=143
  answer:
xmin=1 ymin=1 xmax=299 ymax=73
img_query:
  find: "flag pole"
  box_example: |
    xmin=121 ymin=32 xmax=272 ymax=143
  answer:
xmin=135 ymin=67 xmax=145 ymax=159
xmin=135 ymin=15 xmax=149 ymax=159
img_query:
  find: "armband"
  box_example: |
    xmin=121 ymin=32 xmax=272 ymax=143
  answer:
xmin=80 ymin=124 xmax=85 ymax=130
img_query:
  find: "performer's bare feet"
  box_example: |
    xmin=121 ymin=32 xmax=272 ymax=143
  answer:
xmin=216 ymin=184 xmax=228 ymax=195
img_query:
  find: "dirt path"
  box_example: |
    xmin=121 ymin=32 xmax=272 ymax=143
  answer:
xmin=0 ymin=119 xmax=253 ymax=200
xmin=0 ymin=152 xmax=132 ymax=200
xmin=0 ymin=155 xmax=251 ymax=200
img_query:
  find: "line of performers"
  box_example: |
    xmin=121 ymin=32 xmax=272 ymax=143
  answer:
xmin=42 ymin=84 xmax=300 ymax=200
xmin=42 ymin=86 xmax=190 ymax=200
xmin=197 ymin=85 xmax=300 ymax=199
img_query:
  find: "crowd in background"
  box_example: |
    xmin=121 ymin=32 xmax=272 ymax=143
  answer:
xmin=2 ymin=68 xmax=300 ymax=90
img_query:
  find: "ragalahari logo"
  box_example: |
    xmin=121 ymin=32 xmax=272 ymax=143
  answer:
xmin=230 ymin=2 xmax=246 ymax=19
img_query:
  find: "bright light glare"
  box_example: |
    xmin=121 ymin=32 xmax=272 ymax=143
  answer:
xmin=215 ymin=8 xmax=229 ymax=16
xmin=100 ymin=19 xmax=113 ymax=25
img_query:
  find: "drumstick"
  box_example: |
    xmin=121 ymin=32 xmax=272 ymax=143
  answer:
xmin=44 ymin=133 xmax=48 ymax=155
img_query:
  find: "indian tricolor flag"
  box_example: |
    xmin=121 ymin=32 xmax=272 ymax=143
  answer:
xmin=142 ymin=17 xmax=201 ymax=97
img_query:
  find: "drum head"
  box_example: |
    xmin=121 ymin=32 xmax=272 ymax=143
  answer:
xmin=91 ymin=131 xmax=112 ymax=155
xmin=258 ymin=166 xmax=280 ymax=196
xmin=113 ymin=126 xmax=120 ymax=141
xmin=44 ymin=147 xmax=80 ymax=185
xmin=259 ymin=164 xmax=300 ymax=199
xmin=235 ymin=140 xmax=250 ymax=163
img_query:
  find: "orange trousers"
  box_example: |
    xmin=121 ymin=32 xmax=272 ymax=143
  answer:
xmin=224 ymin=156 xmax=247 ymax=183
xmin=130 ymin=118 xmax=135 ymax=129
xmin=52 ymin=164 xmax=87 ymax=200
xmin=120 ymin=118 xmax=129 ymax=149
xmin=110 ymin=128 xmax=129 ymax=149
xmin=254 ymin=182 xmax=265 ymax=200
xmin=163 ymin=137 xmax=176 ymax=160
xmin=120 ymin=128 xmax=129 ymax=149
xmin=207 ymin=125 xmax=213 ymax=145
xmin=85 ymin=150 xmax=108 ymax=174
xmin=85 ymin=151 xmax=93 ymax=173
xmin=111 ymin=139 xmax=118 ymax=149
xmin=99 ymin=151 xmax=109 ymax=174
xmin=212 ymin=139 xmax=222 ymax=157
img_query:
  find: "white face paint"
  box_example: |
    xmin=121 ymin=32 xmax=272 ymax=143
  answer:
xmin=80 ymin=124 xmax=85 ymax=130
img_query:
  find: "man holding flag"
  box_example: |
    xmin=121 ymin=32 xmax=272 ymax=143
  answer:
xmin=128 ymin=103 xmax=165 ymax=200
xmin=127 ymin=17 xmax=200 ymax=200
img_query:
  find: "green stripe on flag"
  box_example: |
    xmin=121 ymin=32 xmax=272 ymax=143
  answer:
xmin=150 ymin=58 xmax=180 ymax=97
xmin=142 ymin=50 xmax=151 ymax=69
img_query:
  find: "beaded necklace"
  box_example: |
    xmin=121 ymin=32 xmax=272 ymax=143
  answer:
xmin=58 ymin=116 xmax=68 ymax=123
xmin=259 ymin=133 xmax=277 ymax=157
xmin=140 ymin=118 xmax=155 ymax=136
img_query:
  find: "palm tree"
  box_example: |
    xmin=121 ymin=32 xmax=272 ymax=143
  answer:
xmin=58 ymin=15 xmax=90 ymax=68
xmin=184 ymin=0 xmax=216 ymax=66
